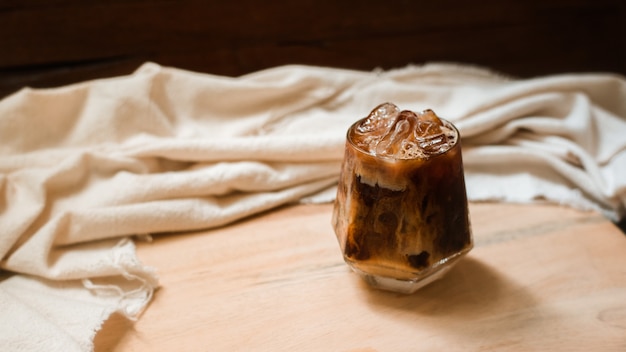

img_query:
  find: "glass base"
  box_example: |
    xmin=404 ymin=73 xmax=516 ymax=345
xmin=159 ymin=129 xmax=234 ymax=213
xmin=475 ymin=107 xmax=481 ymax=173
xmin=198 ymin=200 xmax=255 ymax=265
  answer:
xmin=351 ymin=264 xmax=453 ymax=294
xmin=347 ymin=249 xmax=470 ymax=294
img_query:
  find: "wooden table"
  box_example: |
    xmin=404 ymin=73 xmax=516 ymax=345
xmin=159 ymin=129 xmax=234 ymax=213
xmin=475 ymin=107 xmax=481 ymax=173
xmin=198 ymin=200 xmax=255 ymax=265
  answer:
xmin=95 ymin=202 xmax=626 ymax=351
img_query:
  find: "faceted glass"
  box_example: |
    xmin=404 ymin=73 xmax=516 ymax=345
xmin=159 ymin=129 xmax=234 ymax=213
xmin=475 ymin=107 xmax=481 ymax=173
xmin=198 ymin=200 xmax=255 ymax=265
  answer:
xmin=332 ymin=104 xmax=473 ymax=293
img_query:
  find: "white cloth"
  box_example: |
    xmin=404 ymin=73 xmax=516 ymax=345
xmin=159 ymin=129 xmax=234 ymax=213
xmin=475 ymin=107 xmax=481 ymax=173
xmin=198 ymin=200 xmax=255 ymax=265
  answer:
xmin=1 ymin=62 xmax=625 ymax=351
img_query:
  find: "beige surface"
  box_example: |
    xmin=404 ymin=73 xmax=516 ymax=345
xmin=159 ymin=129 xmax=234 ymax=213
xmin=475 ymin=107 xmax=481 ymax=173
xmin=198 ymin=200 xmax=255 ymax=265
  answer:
xmin=95 ymin=202 xmax=626 ymax=351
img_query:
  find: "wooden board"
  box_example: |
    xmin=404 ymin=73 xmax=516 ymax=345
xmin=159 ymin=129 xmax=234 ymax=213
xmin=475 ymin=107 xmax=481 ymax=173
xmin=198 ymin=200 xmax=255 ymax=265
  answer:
xmin=95 ymin=202 xmax=626 ymax=351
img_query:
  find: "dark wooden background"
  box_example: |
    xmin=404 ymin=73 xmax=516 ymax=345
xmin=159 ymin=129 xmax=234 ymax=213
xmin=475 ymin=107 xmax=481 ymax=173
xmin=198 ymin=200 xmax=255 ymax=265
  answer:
xmin=1 ymin=0 xmax=625 ymax=98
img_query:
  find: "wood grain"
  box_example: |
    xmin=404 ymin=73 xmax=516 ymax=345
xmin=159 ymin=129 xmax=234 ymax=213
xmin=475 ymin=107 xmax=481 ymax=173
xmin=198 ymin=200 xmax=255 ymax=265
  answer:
xmin=94 ymin=202 xmax=626 ymax=351
xmin=2 ymin=0 xmax=625 ymax=98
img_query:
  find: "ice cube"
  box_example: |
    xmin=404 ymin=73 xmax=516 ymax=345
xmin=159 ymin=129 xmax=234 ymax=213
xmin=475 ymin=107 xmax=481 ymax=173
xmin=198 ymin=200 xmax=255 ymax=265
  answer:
xmin=397 ymin=140 xmax=422 ymax=159
xmin=350 ymin=104 xmax=456 ymax=159
xmin=414 ymin=109 xmax=444 ymax=138
xmin=356 ymin=102 xmax=400 ymax=134
xmin=375 ymin=110 xmax=419 ymax=158
xmin=417 ymin=133 xmax=450 ymax=154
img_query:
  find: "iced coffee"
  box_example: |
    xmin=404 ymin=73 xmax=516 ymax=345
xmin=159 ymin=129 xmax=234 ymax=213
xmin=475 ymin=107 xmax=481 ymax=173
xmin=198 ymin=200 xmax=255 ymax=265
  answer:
xmin=332 ymin=103 xmax=472 ymax=293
